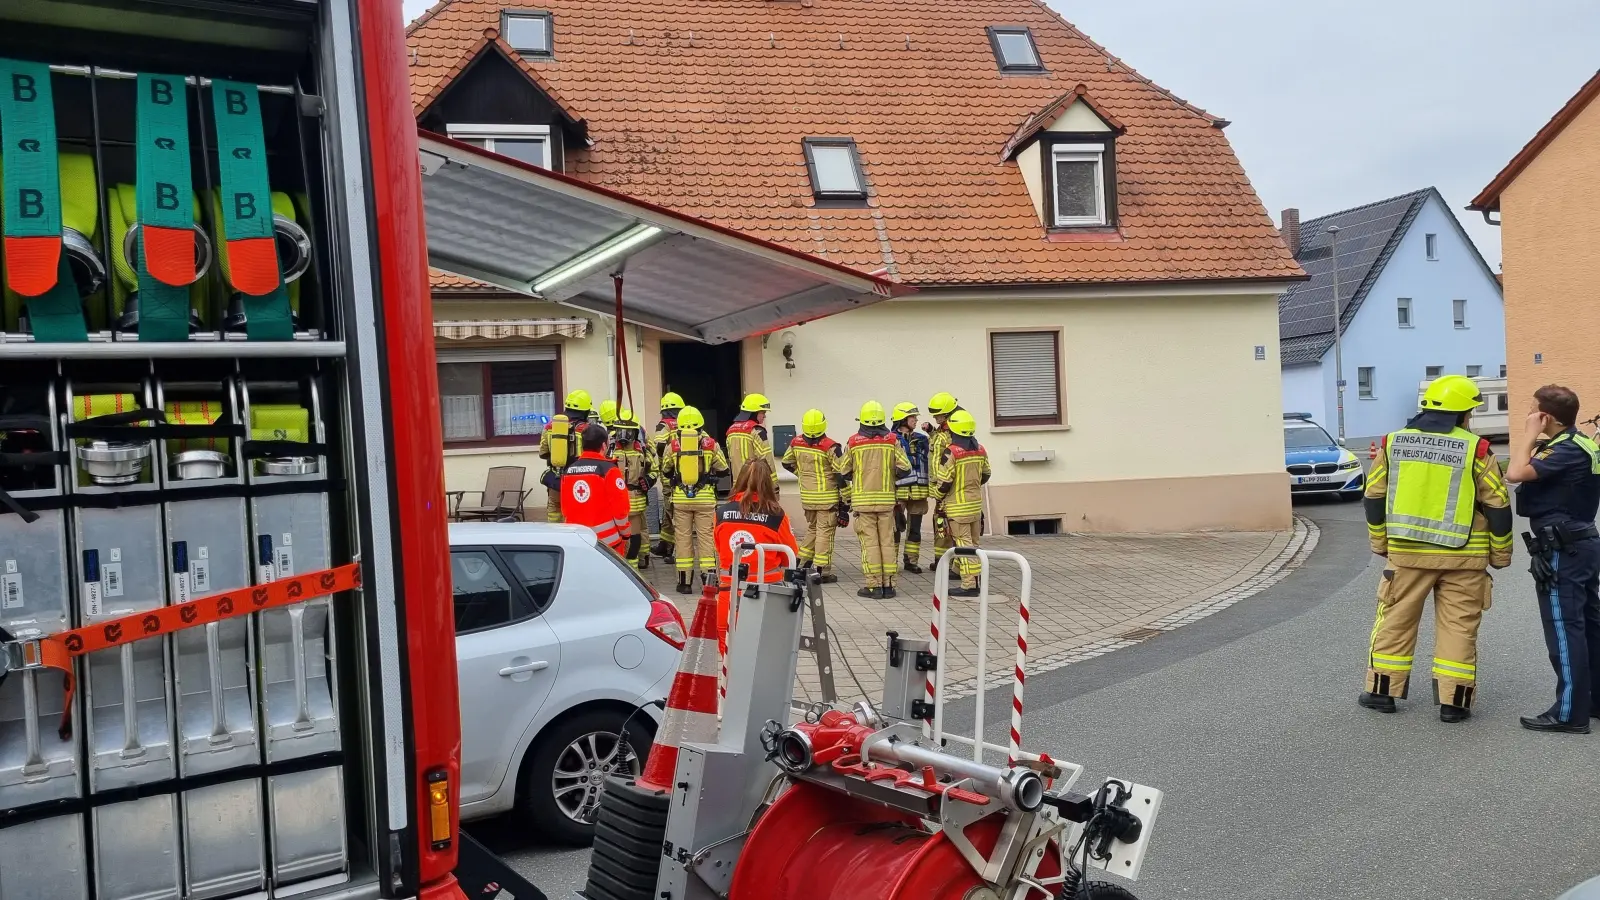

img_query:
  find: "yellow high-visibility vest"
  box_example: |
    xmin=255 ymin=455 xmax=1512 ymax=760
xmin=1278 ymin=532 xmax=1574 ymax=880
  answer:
xmin=1384 ymin=426 xmax=1479 ymax=548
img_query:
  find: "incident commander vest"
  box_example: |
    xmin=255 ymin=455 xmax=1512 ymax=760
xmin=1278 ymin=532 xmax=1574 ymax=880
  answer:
xmin=1384 ymin=426 xmax=1479 ymax=549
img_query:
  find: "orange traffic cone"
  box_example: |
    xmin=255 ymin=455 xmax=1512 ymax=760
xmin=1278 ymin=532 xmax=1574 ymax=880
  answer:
xmin=1369 ymin=440 xmax=1379 ymax=461
xmin=636 ymin=583 xmax=723 ymax=792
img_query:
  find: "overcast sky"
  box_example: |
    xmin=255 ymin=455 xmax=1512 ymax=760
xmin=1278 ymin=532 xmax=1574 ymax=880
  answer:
xmin=401 ymin=0 xmax=1598 ymax=267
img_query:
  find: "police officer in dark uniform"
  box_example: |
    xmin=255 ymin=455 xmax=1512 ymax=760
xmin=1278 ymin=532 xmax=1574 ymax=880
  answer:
xmin=1504 ymin=384 xmax=1600 ymax=734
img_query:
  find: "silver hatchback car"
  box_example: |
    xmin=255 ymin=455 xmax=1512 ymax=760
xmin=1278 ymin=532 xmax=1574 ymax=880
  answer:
xmin=449 ymin=522 xmax=683 ymax=843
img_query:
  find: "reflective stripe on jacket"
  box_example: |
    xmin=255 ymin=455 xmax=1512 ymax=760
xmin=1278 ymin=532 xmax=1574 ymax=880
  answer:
xmin=1383 ymin=426 xmax=1478 ymax=547
xmin=929 ymin=426 xmax=952 ymax=504
xmin=560 ymin=452 xmax=632 ymax=552
xmin=934 ymin=441 xmax=990 ymax=518
xmin=660 ymin=432 xmax=729 ymax=507
xmin=1365 ymin=427 xmax=1512 ymax=569
xmin=895 ymin=429 xmax=931 ymax=501
xmin=613 ymin=442 xmax=656 ymax=514
xmin=726 ymin=419 xmax=777 ymax=484
xmin=780 ymin=435 xmax=843 ymax=509
xmin=840 ymin=430 xmax=910 ymax=512
xmin=714 ymin=496 xmax=799 ymax=589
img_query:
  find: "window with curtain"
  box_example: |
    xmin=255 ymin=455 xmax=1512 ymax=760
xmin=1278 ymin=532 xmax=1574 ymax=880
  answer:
xmin=990 ymin=330 xmax=1063 ymax=426
xmin=438 ymin=355 xmax=559 ymax=445
xmin=1050 ymin=145 xmax=1106 ymax=226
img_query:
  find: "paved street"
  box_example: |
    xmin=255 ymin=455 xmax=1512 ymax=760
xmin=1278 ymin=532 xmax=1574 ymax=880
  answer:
xmin=962 ymin=497 xmax=1600 ymax=900
xmin=475 ymin=499 xmax=1600 ymax=900
xmin=639 ymin=525 xmax=1305 ymax=705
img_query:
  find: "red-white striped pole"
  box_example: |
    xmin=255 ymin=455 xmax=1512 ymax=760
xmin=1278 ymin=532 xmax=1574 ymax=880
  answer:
xmin=924 ymin=586 xmax=943 ymax=739
xmin=1009 ymin=592 xmax=1030 ymax=764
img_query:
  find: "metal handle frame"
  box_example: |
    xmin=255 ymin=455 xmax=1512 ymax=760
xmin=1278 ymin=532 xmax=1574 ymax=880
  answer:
xmin=928 ymin=548 xmax=1034 ymax=765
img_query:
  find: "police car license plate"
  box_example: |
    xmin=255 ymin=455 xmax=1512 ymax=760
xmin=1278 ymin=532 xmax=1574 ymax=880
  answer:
xmin=1295 ymin=474 xmax=1338 ymax=484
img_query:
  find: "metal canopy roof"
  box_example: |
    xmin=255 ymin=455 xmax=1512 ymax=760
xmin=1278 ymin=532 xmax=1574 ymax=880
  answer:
xmin=417 ymin=131 xmax=909 ymax=344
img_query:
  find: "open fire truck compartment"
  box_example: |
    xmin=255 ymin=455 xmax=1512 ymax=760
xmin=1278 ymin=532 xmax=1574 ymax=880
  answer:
xmin=0 ymin=1 xmax=462 ymax=898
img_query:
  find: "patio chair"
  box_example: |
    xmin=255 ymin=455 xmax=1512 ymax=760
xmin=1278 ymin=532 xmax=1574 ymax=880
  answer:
xmin=448 ymin=466 xmax=528 ymax=522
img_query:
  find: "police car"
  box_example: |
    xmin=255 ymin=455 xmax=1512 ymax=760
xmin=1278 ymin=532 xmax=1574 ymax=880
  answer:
xmin=1284 ymin=413 xmax=1364 ymax=499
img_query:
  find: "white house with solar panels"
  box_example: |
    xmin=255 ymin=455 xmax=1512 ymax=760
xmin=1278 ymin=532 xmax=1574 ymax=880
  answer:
xmin=1276 ymin=188 xmax=1506 ymax=451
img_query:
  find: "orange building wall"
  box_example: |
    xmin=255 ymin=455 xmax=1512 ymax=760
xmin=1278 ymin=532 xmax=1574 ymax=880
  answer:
xmin=1500 ymin=95 xmax=1600 ymax=417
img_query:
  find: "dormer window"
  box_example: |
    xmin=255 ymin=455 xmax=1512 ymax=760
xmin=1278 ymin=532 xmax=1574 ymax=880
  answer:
xmin=987 ymin=26 xmax=1045 ymax=74
xmin=1003 ymin=87 xmax=1123 ymax=231
xmin=803 ymin=137 xmax=867 ymax=202
xmin=448 ymin=123 xmax=553 ymax=169
xmin=1049 ymin=144 xmax=1107 ymax=227
xmin=503 ymin=10 xmax=552 ymax=56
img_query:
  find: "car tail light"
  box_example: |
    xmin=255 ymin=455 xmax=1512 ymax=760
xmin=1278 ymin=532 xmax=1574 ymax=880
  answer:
xmin=646 ymin=597 xmax=687 ymax=650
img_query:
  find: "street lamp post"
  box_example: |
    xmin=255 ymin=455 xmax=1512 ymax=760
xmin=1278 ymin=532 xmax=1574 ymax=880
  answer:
xmin=1328 ymin=225 xmax=1345 ymax=443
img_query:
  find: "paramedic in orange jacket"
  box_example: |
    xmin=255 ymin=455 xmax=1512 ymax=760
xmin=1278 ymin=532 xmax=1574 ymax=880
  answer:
xmin=560 ymin=425 xmax=633 ymax=555
xmin=713 ymin=457 xmax=798 ymax=655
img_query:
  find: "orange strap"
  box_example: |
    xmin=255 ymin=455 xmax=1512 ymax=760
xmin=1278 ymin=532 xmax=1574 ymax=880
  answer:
xmin=15 ymin=562 xmax=361 ymax=739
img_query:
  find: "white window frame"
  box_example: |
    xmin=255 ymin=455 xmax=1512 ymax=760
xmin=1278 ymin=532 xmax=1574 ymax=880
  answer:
xmin=1425 ymin=233 xmax=1438 ymax=260
xmin=1396 ymin=297 xmax=1412 ymax=328
xmin=1050 ymin=144 xmax=1106 ymax=227
xmin=446 ymin=123 xmax=553 ymax=169
xmin=1453 ymin=298 xmax=1468 ymax=328
xmin=1358 ymin=366 xmax=1375 ymax=400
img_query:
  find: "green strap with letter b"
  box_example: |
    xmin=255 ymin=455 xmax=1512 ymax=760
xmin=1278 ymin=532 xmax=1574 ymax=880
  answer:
xmin=0 ymin=57 xmax=88 ymax=341
xmin=136 ymin=72 xmax=197 ymax=342
xmin=211 ymin=79 xmax=293 ymax=341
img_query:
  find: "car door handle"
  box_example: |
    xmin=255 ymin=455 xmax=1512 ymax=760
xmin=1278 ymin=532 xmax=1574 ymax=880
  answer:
xmin=499 ymin=660 xmax=550 ymax=677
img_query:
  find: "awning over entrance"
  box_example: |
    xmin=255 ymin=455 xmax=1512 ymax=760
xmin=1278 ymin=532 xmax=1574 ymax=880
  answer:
xmin=418 ymin=131 xmax=910 ymax=345
xmin=434 ymin=318 xmax=589 ymax=341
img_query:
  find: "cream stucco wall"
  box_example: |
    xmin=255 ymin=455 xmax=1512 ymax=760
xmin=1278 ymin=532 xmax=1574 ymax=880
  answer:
xmin=1049 ymin=99 xmax=1112 ymax=133
xmin=754 ymin=291 xmax=1290 ymax=531
xmin=435 ymin=290 xmax=1291 ymax=532
xmin=1500 ymin=95 xmax=1600 ymax=412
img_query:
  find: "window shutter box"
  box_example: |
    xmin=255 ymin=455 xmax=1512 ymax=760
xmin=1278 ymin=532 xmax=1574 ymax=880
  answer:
xmin=991 ymin=331 xmax=1061 ymax=422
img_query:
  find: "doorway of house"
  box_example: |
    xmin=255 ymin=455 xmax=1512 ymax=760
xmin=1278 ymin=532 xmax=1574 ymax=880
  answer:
xmin=660 ymin=340 xmax=742 ymax=439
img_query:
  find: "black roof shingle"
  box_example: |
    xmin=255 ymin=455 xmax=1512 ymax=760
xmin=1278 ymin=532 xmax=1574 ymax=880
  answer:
xmin=1277 ymin=188 xmax=1433 ymax=366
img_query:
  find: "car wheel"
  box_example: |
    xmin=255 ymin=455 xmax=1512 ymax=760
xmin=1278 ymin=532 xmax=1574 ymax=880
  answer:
xmin=519 ymin=709 xmax=654 ymax=845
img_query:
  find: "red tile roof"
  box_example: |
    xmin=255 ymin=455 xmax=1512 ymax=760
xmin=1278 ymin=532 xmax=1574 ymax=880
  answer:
xmin=408 ymin=0 xmax=1303 ymax=287
xmin=1469 ymin=69 xmax=1600 ymax=213
xmin=1000 ymin=84 xmax=1124 ymax=161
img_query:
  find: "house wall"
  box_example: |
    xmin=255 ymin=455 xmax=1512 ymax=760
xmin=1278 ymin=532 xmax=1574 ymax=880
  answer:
xmin=1500 ymin=94 xmax=1600 ymax=416
xmin=437 ymin=290 xmax=1292 ymax=533
xmin=1337 ymin=194 xmax=1506 ymax=446
xmin=1281 ymin=364 xmax=1328 ymax=423
xmin=753 ymin=291 xmax=1290 ymax=533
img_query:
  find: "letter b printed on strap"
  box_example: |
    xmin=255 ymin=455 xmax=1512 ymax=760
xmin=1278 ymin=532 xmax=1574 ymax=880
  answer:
xmin=210 ymin=79 xmax=293 ymax=340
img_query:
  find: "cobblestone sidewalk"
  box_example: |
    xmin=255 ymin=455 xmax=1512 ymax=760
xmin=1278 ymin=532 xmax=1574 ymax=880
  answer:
xmin=639 ymin=518 xmax=1316 ymax=707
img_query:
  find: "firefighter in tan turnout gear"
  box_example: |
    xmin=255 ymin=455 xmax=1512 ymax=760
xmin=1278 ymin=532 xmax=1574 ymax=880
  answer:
xmin=925 ymin=391 xmax=960 ymax=560
xmin=726 ymin=393 xmax=778 ymax=487
xmin=610 ymin=409 xmax=657 ymax=570
xmin=841 ymin=401 xmax=910 ymax=599
xmin=659 ymin=405 xmax=730 ymax=594
xmin=652 ymin=391 xmax=686 ymax=560
xmin=933 ymin=409 xmax=992 ymax=597
xmin=1360 ymin=375 xmax=1514 ymax=723
xmin=781 ymin=408 xmax=847 ymax=583
xmin=538 ymin=389 xmax=597 ymax=523
xmin=893 ymin=402 xmax=932 ymax=573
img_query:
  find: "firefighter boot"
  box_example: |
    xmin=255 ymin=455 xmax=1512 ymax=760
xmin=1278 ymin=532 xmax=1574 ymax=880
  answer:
xmin=857 ymin=586 xmax=878 ymax=599
xmin=818 ymin=567 xmax=838 ymax=584
xmin=1440 ymin=704 xmax=1470 ymax=723
xmin=1359 ymin=693 xmax=1397 ymax=713
xmin=903 ymin=556 xmax=923 ymax=574
xmin=677 ymin=571 xmax=692 ymax=595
